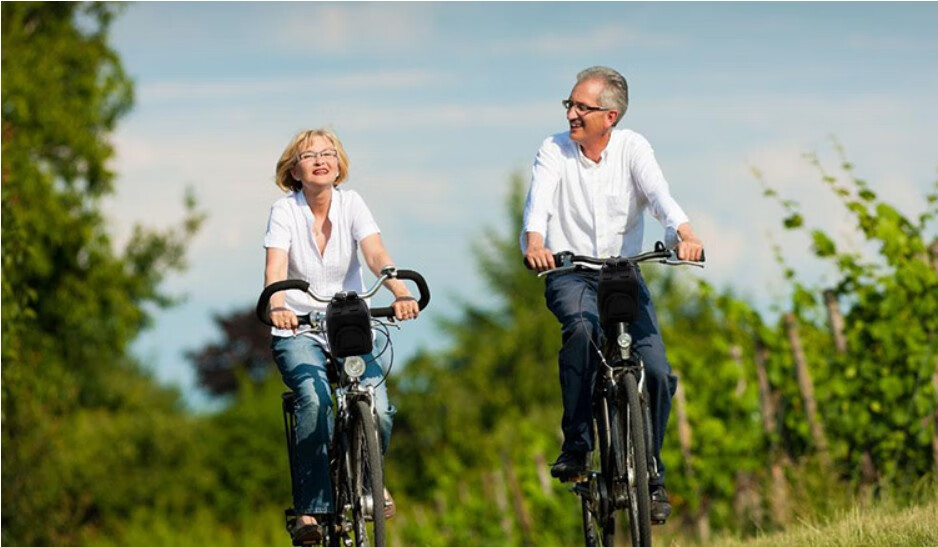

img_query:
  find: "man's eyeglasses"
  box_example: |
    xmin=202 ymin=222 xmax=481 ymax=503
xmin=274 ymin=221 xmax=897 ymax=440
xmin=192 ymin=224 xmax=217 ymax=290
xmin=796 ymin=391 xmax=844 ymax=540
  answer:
xmin=562 ymin=99 xmax=612 ymax=115
xmin=296 ymin=149 xmax=338 ymax=162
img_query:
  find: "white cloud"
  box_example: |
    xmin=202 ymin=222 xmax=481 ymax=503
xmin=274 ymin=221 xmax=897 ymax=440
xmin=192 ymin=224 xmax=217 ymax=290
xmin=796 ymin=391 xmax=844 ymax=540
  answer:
xmin=138 ymin=69 xmax=441 ymax=103
xmin=490 ymin=24 xmax=685 ymax=56
xmin=277 ymin=4 xmax=436 ymax=52
xmin=846 ymin=34 xmax=938 ymax=53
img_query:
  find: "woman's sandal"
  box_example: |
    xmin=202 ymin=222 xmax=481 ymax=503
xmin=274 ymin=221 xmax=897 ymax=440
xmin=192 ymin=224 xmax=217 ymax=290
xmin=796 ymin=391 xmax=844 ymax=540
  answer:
xmin=290 ymin=517 xmax=322 ymax=545
xmin=384 ymin=488 xmax=396 ymax=520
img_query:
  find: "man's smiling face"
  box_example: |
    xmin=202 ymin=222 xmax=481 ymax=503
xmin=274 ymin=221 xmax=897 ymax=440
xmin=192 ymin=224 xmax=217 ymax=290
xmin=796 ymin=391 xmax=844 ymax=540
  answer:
xmin=566 ymin=78 xmax=617 ymax=146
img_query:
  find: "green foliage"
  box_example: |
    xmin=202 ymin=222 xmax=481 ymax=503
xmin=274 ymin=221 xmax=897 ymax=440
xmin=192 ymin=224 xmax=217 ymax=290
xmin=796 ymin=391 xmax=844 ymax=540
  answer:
xmin=385 ymin=174 xmax=577 ymax=544
xmin=761 ymin=142 xmax=937 ymax=486
xmin=3 ymin=4 xmax=934 ymax=543
xmin=2 ymin=3 xmax=203 ymax=544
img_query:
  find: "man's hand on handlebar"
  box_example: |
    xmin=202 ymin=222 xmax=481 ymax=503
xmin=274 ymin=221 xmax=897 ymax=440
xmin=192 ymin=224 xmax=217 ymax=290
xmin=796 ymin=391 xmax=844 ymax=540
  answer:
xmin=525 ymin=245 xmax=556 ymax=272
xmin=270 ymin=306 xmax=299 ymax=332
xmin=392 ymin=296 xmax=420 ymax=322
xmin=675 ymin=223 xmax=705 ymax=262
xmin=674 ymin=237 xmax=704 ymax=262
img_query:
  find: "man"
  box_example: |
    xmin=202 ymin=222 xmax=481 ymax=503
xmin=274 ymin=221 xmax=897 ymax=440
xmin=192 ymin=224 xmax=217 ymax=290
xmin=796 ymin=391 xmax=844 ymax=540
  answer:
xmin=521 ymin=66 xmax=704 ymax=523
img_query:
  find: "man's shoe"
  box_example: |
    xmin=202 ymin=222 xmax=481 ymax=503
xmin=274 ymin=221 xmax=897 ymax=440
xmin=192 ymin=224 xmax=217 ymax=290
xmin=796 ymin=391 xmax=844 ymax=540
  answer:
xmin=650 ymin=485 xmax=672 ymax=524
xmin=550 ymin=450 xmax=588 ymax=482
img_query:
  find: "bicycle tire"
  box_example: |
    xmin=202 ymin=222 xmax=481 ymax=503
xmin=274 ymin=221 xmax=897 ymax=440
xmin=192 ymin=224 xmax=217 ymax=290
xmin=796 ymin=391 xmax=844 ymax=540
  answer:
xmin=581 ymin=493 xmax=600 ymax=547
xmin=579 ymin=390 xmax=618 ymax=546
xmin=581 ymin=491 xmax=615 ymax=547
xmin=622 ymin=373 xmax=652 ymax=547
xmin=330 ymin=431 xmax=352 ymax=547
xmin=351 ymin=400 xmax=386 ymax=547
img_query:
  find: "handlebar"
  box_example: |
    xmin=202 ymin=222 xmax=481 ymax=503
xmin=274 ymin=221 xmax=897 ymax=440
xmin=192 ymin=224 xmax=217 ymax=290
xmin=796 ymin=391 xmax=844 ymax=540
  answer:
xmin=255 ymin=267 xmax=431 ymax=327
xmin=525 ymin=241 xmax=706 ymax=277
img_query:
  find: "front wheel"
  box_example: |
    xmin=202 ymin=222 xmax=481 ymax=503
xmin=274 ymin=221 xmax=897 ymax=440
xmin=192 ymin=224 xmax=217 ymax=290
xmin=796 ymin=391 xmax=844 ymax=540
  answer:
xmin=581 ymin=396 xmax=617 ymax=546
xmin=622 ymin=373 xmax=652 ymax=547
xmin=581 ymin=490 xmax=615 ymax=547
xmin=350 ymin=400 xmax=386 ymax=547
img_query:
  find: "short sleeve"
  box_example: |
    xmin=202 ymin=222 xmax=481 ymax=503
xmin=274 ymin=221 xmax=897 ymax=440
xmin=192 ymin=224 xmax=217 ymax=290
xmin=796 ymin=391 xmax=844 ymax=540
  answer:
xmin=264 ymin=200 xmax=292 ymax=250
xmin=347 ymin=190 xmax=380 ymax=242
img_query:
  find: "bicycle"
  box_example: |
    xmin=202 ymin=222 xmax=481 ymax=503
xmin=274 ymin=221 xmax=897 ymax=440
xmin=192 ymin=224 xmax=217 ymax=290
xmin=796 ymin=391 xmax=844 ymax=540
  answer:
xmin=256 ymin=266 xmax=430 ymax=547
xmin=535 ymin=242 xmax=703 ymax=547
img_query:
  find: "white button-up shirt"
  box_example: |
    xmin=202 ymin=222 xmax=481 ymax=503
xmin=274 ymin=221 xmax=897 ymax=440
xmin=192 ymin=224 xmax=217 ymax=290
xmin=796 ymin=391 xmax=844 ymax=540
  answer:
xmin=264 ymin=188 xmax=380 ymax=337
xmin=521 ymin=128 xmax=689 ymax=258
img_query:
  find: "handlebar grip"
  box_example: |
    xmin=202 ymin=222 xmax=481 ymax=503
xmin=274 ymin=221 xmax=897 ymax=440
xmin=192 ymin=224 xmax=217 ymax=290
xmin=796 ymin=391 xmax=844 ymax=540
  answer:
xmin=522 ymin=252 xmax=570 ymax=270
xmin=256 ymin=279 xmax=310 ymax=326
xmin=370 ymin=269 xmax=431 ymax=318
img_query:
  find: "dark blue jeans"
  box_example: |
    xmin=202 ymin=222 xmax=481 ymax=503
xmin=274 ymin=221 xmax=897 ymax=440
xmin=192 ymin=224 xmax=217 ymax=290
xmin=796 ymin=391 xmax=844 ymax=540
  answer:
xmin=545 ymin=269 xmax=678 ymax=486
xmin=271 ymin=333 xmax=395 ymax=515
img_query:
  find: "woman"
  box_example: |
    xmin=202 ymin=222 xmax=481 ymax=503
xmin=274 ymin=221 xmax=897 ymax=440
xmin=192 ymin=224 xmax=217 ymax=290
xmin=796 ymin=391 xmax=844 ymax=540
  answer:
xmin=264 ymin=128 xmax=419 ymax=542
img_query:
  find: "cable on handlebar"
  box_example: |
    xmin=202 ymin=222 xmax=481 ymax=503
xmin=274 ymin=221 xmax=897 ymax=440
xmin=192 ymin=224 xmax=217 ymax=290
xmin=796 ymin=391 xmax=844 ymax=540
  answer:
xmin=368 ymin=269 xmax=431 ymax=318
xmin=256 ymin=279 xmax=312 ymax=327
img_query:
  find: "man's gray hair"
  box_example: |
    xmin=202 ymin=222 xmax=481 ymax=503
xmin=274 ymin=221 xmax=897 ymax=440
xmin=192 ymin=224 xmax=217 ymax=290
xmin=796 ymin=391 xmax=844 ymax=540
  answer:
xmin=576 ymin=66 xmax=629 ymax=126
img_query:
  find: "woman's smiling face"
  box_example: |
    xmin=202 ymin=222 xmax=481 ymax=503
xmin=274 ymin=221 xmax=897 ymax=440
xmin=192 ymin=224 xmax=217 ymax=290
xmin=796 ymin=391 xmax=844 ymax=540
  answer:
xmin=291 ymin=135 xmax=340 ymax=189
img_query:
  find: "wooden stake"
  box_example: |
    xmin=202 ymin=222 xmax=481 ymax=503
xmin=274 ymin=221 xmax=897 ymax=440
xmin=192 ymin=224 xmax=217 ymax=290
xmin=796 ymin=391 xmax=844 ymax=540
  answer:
xmin=503 ymin=453 xmax=534 ymax=545
xmin=755 ymin=335 xmax=790 ymax=525
xmin=823 ymin=289 xmax=847 ymax=354
xmin=675 ymin=380 xmax=710 ymax=541
xmin=784 ymin=312 xmax=829 ymax=456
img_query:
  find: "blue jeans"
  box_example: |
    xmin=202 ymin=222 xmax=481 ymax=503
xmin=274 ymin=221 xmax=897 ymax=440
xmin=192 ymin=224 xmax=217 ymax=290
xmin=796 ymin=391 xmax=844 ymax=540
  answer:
xmin=545 ymin=269 xmax=678 ymax=486
xmin=271 ymin=332 xmax=395 ymax=515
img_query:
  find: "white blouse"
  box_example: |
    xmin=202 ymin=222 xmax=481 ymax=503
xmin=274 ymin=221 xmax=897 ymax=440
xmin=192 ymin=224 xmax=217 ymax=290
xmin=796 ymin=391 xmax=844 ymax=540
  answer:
xmin=264 ymin=188 xmax=380 ymax=337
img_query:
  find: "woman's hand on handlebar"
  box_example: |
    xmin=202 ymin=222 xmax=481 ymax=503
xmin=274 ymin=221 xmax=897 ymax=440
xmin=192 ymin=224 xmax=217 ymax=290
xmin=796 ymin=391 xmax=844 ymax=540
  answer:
xmin=392 ymin=296 xmax=420 ymax=321
xmin=270 ymin=307 xmax=299 ymax=332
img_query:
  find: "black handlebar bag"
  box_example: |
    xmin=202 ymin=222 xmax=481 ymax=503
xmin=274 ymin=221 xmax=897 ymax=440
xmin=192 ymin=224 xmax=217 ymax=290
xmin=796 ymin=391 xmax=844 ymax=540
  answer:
xmin=326 ymin=292 xmax=373 ymax=358
xmin=597 ymin=259 xmax=641 ymax=325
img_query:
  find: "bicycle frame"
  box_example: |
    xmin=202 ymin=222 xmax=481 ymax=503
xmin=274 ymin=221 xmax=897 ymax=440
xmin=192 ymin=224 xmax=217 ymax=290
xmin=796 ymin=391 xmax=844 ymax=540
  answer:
xmin=258 ymin=266 xmax=430 ymax=547
xmin=534 ymin=241 xmax=703 ymax=547
xmin=281 ymin=351 xmax=385 ymax=546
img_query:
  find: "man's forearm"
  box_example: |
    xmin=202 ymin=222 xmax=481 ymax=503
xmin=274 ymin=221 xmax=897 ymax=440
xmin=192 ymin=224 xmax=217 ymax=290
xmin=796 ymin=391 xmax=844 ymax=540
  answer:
xmin=676 ymin=222 xmax=701 ymax=243
xmin=525 ymin=231 xmax=546 ymax=250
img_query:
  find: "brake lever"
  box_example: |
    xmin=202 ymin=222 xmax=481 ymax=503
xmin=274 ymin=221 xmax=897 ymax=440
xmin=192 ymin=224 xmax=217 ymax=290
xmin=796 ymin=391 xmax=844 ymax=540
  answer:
xmin=537 ymin=264 xmax=579 ymax=278
xmin=662 ymin=259 xmax=706 ymax=268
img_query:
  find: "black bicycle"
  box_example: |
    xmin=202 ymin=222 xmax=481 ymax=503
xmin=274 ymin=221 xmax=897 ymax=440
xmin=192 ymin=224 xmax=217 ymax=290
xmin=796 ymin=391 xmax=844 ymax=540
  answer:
xmin=537 ymin=242 xmax=703 ymax=547
xmin=256 ymin=266 xmax=430 ymax=547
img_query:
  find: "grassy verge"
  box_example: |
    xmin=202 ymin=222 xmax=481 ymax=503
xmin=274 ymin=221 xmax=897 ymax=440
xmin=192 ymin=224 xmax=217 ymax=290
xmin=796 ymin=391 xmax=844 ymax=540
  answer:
xmin=667 ymin=497 xmax=938 ymax=547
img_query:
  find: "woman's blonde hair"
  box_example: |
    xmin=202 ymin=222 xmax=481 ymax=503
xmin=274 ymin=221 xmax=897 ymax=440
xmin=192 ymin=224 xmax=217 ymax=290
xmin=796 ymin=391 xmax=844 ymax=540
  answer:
xmin=275 ymin=128 xmax=350 ymax=192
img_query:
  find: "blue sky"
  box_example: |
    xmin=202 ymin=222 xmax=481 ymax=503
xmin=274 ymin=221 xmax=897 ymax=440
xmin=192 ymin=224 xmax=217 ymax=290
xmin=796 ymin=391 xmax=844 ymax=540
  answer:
xmin=104 ymin=2 xmax=938 ymax=408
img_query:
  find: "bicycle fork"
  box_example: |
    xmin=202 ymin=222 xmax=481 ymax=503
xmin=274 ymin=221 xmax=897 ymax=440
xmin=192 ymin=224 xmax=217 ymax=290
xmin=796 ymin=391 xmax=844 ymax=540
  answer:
xmin=610 ymin=322 xmax=662 ymax=491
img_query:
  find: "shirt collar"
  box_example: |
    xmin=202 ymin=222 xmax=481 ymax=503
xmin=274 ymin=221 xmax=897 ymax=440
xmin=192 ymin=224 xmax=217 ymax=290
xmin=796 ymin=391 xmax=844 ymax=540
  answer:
xmin=295 ymin=189 xmax=338 ymax=222
xmin=576 ymin=144 xmax=608 ymax=168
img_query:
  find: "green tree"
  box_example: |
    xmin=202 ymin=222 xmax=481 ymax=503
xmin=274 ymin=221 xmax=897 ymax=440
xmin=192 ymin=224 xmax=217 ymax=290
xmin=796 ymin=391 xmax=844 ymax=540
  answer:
xmin=2 ymin=3 xmax=203 ymax=544
xmin=759 ymin=146 xmax=938 ymax=486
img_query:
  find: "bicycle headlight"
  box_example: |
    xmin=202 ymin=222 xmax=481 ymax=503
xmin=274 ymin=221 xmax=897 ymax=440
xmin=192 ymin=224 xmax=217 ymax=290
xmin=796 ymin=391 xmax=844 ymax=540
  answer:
xmin=343 ymin=356 xmax=367 ymax=379
xmin=616 ymin=332 xmax=632 ymax=350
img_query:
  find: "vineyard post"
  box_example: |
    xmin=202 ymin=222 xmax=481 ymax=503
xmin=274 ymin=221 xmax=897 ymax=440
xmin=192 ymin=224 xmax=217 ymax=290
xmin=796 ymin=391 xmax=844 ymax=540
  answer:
xmin=675 ymin=379 xmax=710 ymax=541
xmin=784 ymin=312 xmax=829 ymax=458
xmin=754 ymin=336 xmax=789 ymax=525
xmin=824 ymin=289 xmax=878 ymax=493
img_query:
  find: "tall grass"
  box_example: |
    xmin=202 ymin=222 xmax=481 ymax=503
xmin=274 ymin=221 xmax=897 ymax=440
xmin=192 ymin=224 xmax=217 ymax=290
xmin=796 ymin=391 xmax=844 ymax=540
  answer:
xmin=84 ymin=487 xmax=937 ymax=546
xmin=715 ymin=497 xmax=938 ymax=547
